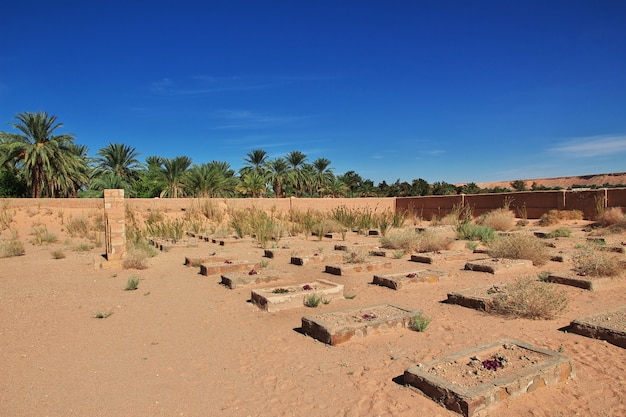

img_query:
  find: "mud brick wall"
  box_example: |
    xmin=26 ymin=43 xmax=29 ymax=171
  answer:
xmin=396 ymin=195 xmax=464 ymax=221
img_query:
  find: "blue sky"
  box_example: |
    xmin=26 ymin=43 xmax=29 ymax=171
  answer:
xmin=1 ymin=0 xmax=625 ymax=184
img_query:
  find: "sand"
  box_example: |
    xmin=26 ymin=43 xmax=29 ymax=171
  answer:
xmin=1 ymin=205 xmax=625 ymax=417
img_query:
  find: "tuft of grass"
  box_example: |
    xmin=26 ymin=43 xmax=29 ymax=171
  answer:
xmin=392 ymin=250 xmax=405 ymax=259
xmin=124 ymin=275 xmax=140 ymax=291
xmin=0 ymin=238 xmax=25 ymax=258
xmin=343 ymin=294 xmax=357 ymax=299
xmin=409 ymin=313 xmax=432 ymax=332
xmin=487 ymin=233 xmax=549 ymax=266
xmin=31 ymin=227 xmax=58 ymax=245
xmin=547 ymin=227 xmax=572 ymax=238
xmin=380 ymin=228 xmax=451 ymax=253
xmin=573 ymin=247 xmax=620 ymax=277
xmin=51 ymin=249 xmax=66 ymax=259
xmin=489 ymin=277 xmax=568 ymax=320
xmin=123 ymin=248 xmax=150 ymax=270
xmin=73 ymin=241 xmax=93 ymax=252
xmin=66 ymin=215 xmax=90 ymax=238
xmin=343 ymin=248 xmax=368 ymax=264
xmin=537 ymin=271 xmax=551 ymax=281
xmin=456 ymin=223 xmax=495 ymax=243
xmin=304 ymin=293 xmax=323 ymax=307
xmin=538 ymin=209 xmax=583 ymax=226
xmin=478 ymin=208 xmax=515 ymax=231
xmin=94 ymin=311 xmax=113 ymax=319
xmin=466 ymin=241 xmax=479 ymax=251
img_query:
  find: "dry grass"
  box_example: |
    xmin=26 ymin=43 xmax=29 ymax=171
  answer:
xmin=538 ymin=209 xmax=584 ymax=226
xmin=343 ymin=248 xmax=369 ymax=264
xmin=0 ymin=238 xmax=25 ymax=258
xmin=595 ymin=207 xmax=626 ymax=228
xmin=123 ymin=248 xmax=150 ymax=270
xmin=489 ymin=277 xmax=568 ymax=320
xmin=573 ymin=246 xmax=621 ymax=277
xmin=479 ymin=208 xmax=516 ymax=231
xmin=66 ymin=215 xmax=90 ymax=238
xmin=380 ymin=228 xmax=451 ymax=253
xmin=487 ymin=233 xmax=549 ymax=266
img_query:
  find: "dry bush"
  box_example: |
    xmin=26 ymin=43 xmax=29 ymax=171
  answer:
xmin=573 ymin=246 xmax=621 ymax=277
xmin=479 ymin=208 xmax=515 ymax=231
xmin=123 ymin=248 xmax=150 ymax=270
xmin=343 ymin=248 xmax=369 ymax=264
xmin=490 ymin=277 xmax=568 ymax=320
xmin=538 ymin=209 xmax=583 ymax=226
xmin=66 ymin=215 xmax=90 ymax=238
xmin=0 ymin=238 xmax=25 ymax=258
xmin=487 ymin=233 xmax=549 ymax=266
xmin=596 ymin=207 xmax=626 ymax=228
xmin=380 ymin=228 xmax=451 ymax=253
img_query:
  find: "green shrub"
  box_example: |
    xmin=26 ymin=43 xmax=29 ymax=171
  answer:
xmin=124 ymin=275 xmax=140 ymax=291
xmin=456 ymin=223 xmax=495 ymax=243
xmin=547 ymin=227 xmax=572 ymax=238
xmin=410 ymin=313 xmax=431 ymax=332
xmin=304 ymin=293 xmax=323 ymax=307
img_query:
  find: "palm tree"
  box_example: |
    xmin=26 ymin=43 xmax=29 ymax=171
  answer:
xmin=158 ymin=156 xmax=192 ymax=198
xmin=326 ymin=177 xmax=348 ymax=197
xmin=187 ymin=162 xmax=237 ymax=197
xmin=95 ymin=143 xmax=142 ymax=184
xmin=266 ymin=158 xmax=289 ymax=198
xmin=0 ymin=111 xmax=88 ymax=197
xmin=311 ymin=157 xmax=334 ymax=196
xmin=236 ymin=170 xmax=267 ymax=198
xmin=285 ymin=150 xmax=308 ymax=196
xmin=241 ymin=149 xmax=268 ymax=175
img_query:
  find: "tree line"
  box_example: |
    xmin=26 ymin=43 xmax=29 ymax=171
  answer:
xmin=1 ymin=111 xmax=568 ymax=198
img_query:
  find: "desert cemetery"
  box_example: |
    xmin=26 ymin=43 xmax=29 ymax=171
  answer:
xmin=1 ymin=188 xmax=626 ymax=417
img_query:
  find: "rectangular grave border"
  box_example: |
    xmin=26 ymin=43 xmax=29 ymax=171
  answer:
xmin=445 ymin=284 xmax=506 ymax=312
xmin=220 ymin=271 xmax=282 ymax=289
xmin=568 ymin=305 xmax=626 ymax=349
xmin=199 ymin=260 xmax=260 ymax=276
xmin=373 ymin=269 xmax=447 ymax=290
xmin=464 ymin=258 xmax=533 ymax=274
xmin=302 ymin=303 xmax=419 ymax=345
xmin=251 ymin=279 xmax=344 ymax=312
xmin=410 ymin=250 xmax=466 ymax=265
xmin=324 ymin=261 xmax=392 ymax=276
xmin=544 ymin=274 xmax=617 ymax=290
xmin=403 ymin=338 xmax=575 ymax=417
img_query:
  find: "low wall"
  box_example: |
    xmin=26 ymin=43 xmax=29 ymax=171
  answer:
xmin=3 ymin=189 xmax=625 ymax=221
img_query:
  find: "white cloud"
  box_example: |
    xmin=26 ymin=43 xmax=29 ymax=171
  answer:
xmin=549 ymin=135 xmax=626 ymax=157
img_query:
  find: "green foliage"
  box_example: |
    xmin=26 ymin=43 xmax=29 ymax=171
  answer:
xmin=124 ymin=275 xmax=140 ymax=291
xmin=547 ymin=227 xmax=572 ymax=238
xmin=94 ymin=311 xmax=113 ymax=319
xmin=410 ymin=313 xmax=431 ymax=332
xmin=303 ymin=293 xmax=323 ymax=307
xmin=456 ymin=223 xmax=495 ymax=243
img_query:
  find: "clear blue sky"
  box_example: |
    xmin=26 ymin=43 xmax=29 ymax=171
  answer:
xmin=1 ymin=0 xmax=625 ymax=184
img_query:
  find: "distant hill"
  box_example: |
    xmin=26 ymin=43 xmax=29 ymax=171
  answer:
xmin=472 ymin=172 xmax=626 ymax=190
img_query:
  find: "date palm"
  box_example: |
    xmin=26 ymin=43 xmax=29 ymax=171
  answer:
xmin=95 ymin=143 xmax=142 ymax=184
xmin=158 ymin=156 xmax=192 ymax=198
xmin=311 ymin=157 xmax=334 ymax=196
xmin=0 ymin=111 xmax=88 ymax=197
xmin=266 ymin=158 xmax=289 ymax=198
xmin=187 ymin=161 xmax=237 ymax=197
xmin=236 ymin=170 xmax=267 ymax=198
xmin=285 ymin=150 xmax=308 ymax=196
xmin=242 ymin=149 xmax=268 ymax=175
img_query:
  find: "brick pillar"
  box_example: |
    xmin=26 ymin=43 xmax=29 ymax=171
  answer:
xmin=104 ymin=189 xmax=126 ymax=261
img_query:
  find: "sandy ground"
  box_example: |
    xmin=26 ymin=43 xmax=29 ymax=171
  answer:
xmin=1 ymin=206 xmax=626 ymax=417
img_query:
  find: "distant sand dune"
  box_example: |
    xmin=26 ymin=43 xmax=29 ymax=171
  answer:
xmin=471 ymin=172 xmax=626 ymax=190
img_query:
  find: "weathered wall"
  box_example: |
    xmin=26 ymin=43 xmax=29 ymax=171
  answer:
xmin=3 ymin=189 xmax=625 ymax=220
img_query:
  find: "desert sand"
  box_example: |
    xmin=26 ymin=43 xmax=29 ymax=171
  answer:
xmin=1 ymin=204 xmax=626 ymax=417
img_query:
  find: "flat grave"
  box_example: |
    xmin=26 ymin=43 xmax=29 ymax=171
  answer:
xmin=372 ymin=269 xmax=448 ymax=290
xmin=250 ymin=279 xmax=344 ymax=312
xmin=200 ymin=260 xmax=260 ymax=276
xmin=301 ymin=303 xmax=418 ymax=345
xmin=263 ymin=248 xmax=291 ymax=258
xmin=184 ymin=255 xmax=224 ymax=267
xmin=543 ymin=273 xmax=619 ymax=291
xmin=464 ymin=258 xmax=533 ymax=274
xmin=220 ymin=271 xmax=284 ymax=289
xmin=403 ymin=338 xmax=575 ymax=417
xmin=324 ymin=260 xmax=392 ymax=276
xmin=568 ymin=305 xmax=626 ymax=348
xmin=410 ymin=250 xmax=465 ymax=265
xmin=446 ymin=284 xmax=507 ymax=312
xmin=290 ymin=253 xmax=342 ymax=266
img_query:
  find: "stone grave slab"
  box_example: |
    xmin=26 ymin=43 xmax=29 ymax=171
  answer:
xmin=543 ymin=273 xmax=618 ymax=290
xmin=446 ymin=284 xmax=507 ymax=312
xmin=184 ymin=255 xmax=224 ymax=267
xmin=324 ymin=261 xmax=392 ymax=276
xmin=410 ymin=250 xmax=465 ymax=265
xmin=200 ymin=260 xmax=260 ymax=276
xmin=373 ymin=269 xmax=447 ymax=290
xmin=220 ymin=271 xmax=283 ymax=289
xmin=301 ymin=303 xmax=418 ymax=345
xmin=464 ymin=258 xmax=533 ymax=274
xmin=251 ymin=279 xmax=344 ymax=312
xmin=290 ymin=253 xmax=342 ymax=266
xmin=568 ymin=305 xmax=626 ymax=348
xmin=403 ymin=338 xmax=575 ymax=417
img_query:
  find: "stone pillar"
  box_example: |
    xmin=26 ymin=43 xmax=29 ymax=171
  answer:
xmin=104 ymin=189 xmax=126 ymax=261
